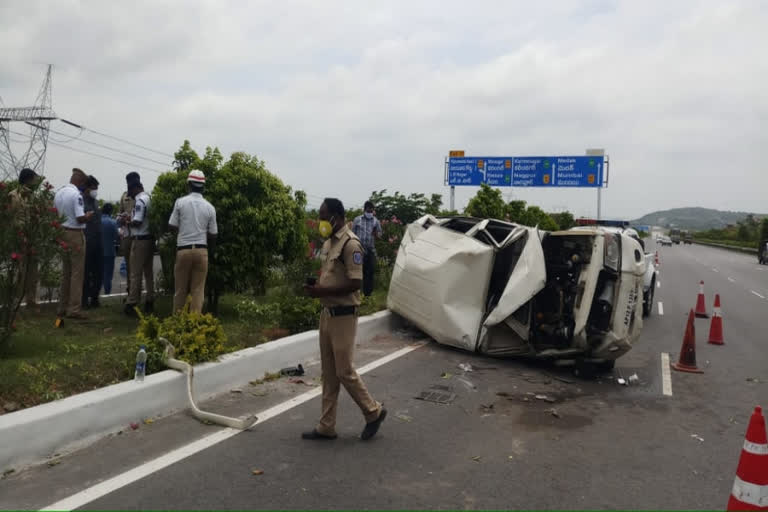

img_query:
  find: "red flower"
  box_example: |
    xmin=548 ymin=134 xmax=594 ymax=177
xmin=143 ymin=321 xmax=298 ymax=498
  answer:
xmin=60 ymin=241 xmax=68 ymax=250
xmin=51 ymin=220 xmax=60 ymax=228
xmin=49 ymin=207 xmax=58 ymax=214
xmin=11 ymin=252 xmax=20 ymax=260
xmin=0 ymin=182 xmax=5 ymax=190
xmin=45 ymin=182 xmax=53 ymax=190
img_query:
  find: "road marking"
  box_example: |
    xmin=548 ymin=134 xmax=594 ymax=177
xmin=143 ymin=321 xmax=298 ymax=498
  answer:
xmin=657 ymin=280 xmax=661 ymax=288
xmin=661 ymin=353 xmax=673 ymax=397
xmin=40 ymin=343 xmax=425 ymax=511
xmin=712 ymin=268 xmax=719 ymax=273
xmin=658 ymin=301 xmax=664 ymax=315
xmin=751 ymin=290 xmax=766 ymax=299
xmin=728 ymin=277 xmax=735 ymax=283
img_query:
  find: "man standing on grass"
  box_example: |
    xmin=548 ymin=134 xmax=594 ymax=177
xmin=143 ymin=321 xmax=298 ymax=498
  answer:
xmin=124 ymin=179 xmax=154 ymax=316
xmin=351 ymin=200 xmax=382 ymax=297
xmin=118 ymin=172 xmax=139 ymax=297
xmin=101 ymin=203 xmax=119 ymax=295
xmin=168 ymin=170 xmax=217 ymax=313
xmin=54 ymin=168 xmax=93 ymax=321
xmin=81 ymin=175 xmax=102 ymax=309
xmin=302 ymin=198 xmax=387 ymax=441
xmin=10 ymin=168 xmax=42 ymax=312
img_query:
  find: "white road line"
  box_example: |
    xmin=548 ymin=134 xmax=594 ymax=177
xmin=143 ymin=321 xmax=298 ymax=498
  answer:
xmin=41 ymin=343 xmax=425 ymax=511
xmin=661 ymin=353 xmax=673 ymax=397
xmin=728 ymin=277 xmax=735 ymax=283
xmin=712 ymin=268 xmax=719 ymax=273
xmin=751 ymin=290 xmax=766 ymax=300
xmin=658 ymin=301 xmax=664 ymax=315
xmin=657 ymin=280 xmax=661 ymax=288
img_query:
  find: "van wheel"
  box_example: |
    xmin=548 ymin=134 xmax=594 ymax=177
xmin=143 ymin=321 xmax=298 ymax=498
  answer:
xmin=643 ymin=280 xmax=654 ymax=317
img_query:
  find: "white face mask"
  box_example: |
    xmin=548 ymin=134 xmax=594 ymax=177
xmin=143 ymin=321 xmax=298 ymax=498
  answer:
xmin=89 ymin=190 xmax=98 ymax=199
xmin=364 ymin=212 xmax=373 ymax=219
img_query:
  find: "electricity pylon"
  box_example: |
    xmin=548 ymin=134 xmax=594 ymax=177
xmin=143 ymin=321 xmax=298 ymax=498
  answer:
xmin=0 ymin=65 xmax=57 ymax=179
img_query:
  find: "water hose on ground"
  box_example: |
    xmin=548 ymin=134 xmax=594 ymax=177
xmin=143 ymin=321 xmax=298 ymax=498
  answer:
xmin=160 ymin=337 xmax=257 ymax=429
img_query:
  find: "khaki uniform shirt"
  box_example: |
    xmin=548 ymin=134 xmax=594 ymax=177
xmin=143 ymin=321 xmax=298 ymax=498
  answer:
xmin=318 ymin=226 xmax=364 ymax=307
xmin=119 ymin=191 xmax=135 ymax=237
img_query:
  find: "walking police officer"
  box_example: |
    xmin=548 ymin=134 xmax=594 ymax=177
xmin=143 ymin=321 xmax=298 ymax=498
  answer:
xmin=302 ymin=198 xmax=387 ymax=441
xmin=168 ymin=170 xmax=217 ymax=313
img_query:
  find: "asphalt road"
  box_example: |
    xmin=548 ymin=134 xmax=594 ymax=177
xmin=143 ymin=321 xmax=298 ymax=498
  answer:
xmin=1 ymin=239 xmax=766 ymax=510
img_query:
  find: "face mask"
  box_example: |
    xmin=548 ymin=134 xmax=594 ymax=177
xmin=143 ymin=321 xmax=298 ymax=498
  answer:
xmin=318 ymin=217 xmax=335 ymax=238
xmin=89 ymin=190 xmax=98 ymax=199
xmin=364 ymin=212 xmax=373 ymax=219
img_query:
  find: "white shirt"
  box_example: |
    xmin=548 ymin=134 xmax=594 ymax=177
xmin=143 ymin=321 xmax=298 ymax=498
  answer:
xmin=168 ymin=192 xmax=217 ymax=246
xmin=131 ymin=191 xmax=152 ymax=237
xmin=54 ymin=184 xmax=85 ymax=229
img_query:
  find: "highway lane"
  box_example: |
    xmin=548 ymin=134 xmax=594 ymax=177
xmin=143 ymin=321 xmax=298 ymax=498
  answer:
xmin=2 ymin=239 xmax=765 ymax=510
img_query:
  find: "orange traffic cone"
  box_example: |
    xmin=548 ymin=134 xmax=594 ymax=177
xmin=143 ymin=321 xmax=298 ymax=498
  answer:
xmin=708 ymin=294 xmax=725 ymax=345
xmin=727 ymin=406 xmax=768 ymax=510
xmin=654 ymin=251 xmax=659 ymax=265
xmin=672 ymin=310 xmax=704 ymax=373
xmin=695 ymin=280 xmax=709 ymax=318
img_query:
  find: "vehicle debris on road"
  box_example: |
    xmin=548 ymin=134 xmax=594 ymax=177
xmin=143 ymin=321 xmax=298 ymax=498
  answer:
xmin=280 ymin=364 xmax=304 ymax=377
xmin=535 ymin=394 xmax=556 ymax=403
xmin=395 ymin=412 xmax=413 ymax=423
xmin=458 ymin=363 xmax=474 ymax=372
xmin=545 ymin=408 xmax=561 ymax=418
xmin=251 ymin=469 xmax=264 ymax=476
xmin=690 ymin=434 xmax=705 ymax=442
xmin=130 ymin=422 xmax=140 ymax=430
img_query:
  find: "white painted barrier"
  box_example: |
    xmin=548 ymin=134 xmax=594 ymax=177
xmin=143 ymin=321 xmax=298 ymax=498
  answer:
xmin=0 ymin=310 xmax=399 ymax=471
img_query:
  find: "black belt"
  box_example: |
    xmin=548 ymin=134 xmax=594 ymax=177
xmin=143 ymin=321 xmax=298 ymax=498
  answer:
xmin=177 ymin=244 xmax=207 ymax=250
xmin=132 ymin=235 xmax=154 ymax=240
xmin=326 ymin=305 xmax=358 ymax=317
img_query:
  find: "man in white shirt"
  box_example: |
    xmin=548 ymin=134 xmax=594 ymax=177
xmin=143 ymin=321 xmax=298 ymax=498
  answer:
xmin=124 ymin=180 xmax=155 ymax=316
xmin=168 ymin=170 xmax=218 ymax=313
xmin=53 ymin=168 xmax=93 ymax=320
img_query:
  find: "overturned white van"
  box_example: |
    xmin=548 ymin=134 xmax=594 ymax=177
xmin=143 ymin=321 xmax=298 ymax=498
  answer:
xmin=387 ymin=216 xmax=646 ymax=369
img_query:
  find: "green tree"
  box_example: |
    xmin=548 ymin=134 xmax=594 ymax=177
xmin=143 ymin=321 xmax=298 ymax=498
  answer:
xmin=368 ymin=190 xmax=437 ymax=224
xmin=521 ymin=205 xmax=560 ymax=231
xmin=760 ymin=218 xmax=768 ymax=242
xmin=464 ymin=184 xmax=506 ymax=219
xmin=151 ymin=142 xmax=308 ymax=313
xmin=506 ymin=200 xmax=527 ymax=223
xmin=550 ymin=211 xmax=575 ymax=230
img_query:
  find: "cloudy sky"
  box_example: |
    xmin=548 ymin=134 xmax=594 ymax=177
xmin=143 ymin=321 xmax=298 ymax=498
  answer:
xmin=1 ymin=0 xmax=766 ymax=218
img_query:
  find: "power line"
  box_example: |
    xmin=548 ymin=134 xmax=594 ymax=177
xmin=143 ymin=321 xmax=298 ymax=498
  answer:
xmin=8 ymin=129 xmax=167 ymax=174
xmin=60 ymin=119 xmax=174 ymax=158
xmin=33 ymin=123 xmax=171 ymax=167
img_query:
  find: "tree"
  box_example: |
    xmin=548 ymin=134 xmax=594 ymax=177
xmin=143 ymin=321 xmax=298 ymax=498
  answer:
xmin=464 ymin=184 xmax=506 ymax=219
xmin=550 ymin=211 xmax=575 ymax=230
xmin=151 ymin=142 xmax=307 ymax=313
xmin=506 ymin=200 xmax=527 ymax=223
xmin=521 ymin=205 xmax=560 ymax=231
xmin=368 ymin=190 xmax=438 ymax=224
xmin=760 ymin=218 xmax=768 ymax=242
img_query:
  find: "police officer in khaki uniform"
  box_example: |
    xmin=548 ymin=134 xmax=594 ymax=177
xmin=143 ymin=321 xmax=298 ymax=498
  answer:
xmin=168 ymin=170 xmax=217 ymax=313
xmin=302 ymin=198 xmax=387 ymax=441
xmin=123 ymin=180 xmax=155 ymax=316
xmin=53 ymin=168 xmax=93 ymax=320
xmin=10 ymin=168 xmax=41 ymax=311
xmin=118 ymin=172 xmax=139 ymax=296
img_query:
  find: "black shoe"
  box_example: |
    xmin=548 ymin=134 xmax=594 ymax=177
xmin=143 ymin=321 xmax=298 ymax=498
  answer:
xmin=143 ymin=301 xmax=154 ymax=314
xmin=91 ymin=298 xmax=100 ymax=308
xmin=124 ymin=304 xmax=138 ymax=317
xmin=361 ymin=408 xmax=387 ymax=441
xmin=301 ymin=429 xmax=337 ymax=440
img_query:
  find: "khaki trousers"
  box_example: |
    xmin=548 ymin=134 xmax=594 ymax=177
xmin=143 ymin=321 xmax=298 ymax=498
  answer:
xmin=316 ymin=309 xmax=381 ymax=436
xmin=58 ymin=230 xmax=85 ymax=316
xmin=120 ymin=238 xmax=133 ymax=293
xmin=127 ymin=239 xmax=155 ymax=305
xmin=18 ymin=254 xmax=39 ymax=306
xmin=173 ymin=248 xmax=208 ymax=313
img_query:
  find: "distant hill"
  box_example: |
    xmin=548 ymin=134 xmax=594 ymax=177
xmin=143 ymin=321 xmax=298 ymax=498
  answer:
xmin=632 ymin=207 xmax=765 ymax=231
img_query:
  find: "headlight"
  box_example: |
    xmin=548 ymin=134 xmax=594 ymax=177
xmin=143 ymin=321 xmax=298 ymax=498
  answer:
xmin=604 ymin=233 xmax=621 ymax=272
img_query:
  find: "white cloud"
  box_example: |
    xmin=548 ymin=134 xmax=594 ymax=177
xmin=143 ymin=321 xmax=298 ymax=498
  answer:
xmin=1 ymin=0 xmax=766 ymax=218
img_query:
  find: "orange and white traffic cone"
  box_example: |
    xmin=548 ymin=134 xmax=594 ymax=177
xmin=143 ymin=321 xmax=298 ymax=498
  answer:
xmin=654 ymin=251 xmax=659 ymax=266
xmin=727 ymin=406 xmax=768 ymax=510
xmin=695 ymin=280 xmax=709 ymax=318
xmin=672 ymin=310 xmax=704 ymax=373
xmin=708 ymin=294 xmax=725 ymax=345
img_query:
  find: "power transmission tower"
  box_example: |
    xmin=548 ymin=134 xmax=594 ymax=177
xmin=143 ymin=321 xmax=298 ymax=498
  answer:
xmin=0 ymin=65 xmax=57 ymax=179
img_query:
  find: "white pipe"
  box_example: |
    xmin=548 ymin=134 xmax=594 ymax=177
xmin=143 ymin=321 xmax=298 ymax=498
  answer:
xmin=160 ymin=337 xmax=257 ymax=430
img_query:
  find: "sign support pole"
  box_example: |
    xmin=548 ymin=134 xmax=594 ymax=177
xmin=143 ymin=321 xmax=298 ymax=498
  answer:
xmin=450 ymin=186 xmax=455 ymax=212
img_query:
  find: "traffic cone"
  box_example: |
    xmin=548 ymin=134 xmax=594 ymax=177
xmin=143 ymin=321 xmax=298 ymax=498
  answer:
xmin=671 ymin=310 xmax=704 ymax=373
xmin=654 ymin=251 xmax=659 ymax=265
xmin=727 ymin=406 xmax=768 ymax=510
xmin=695 ymin=280 xmax=709 ymax=318
xmin=708 ymin=294 xmax=725 ymax=345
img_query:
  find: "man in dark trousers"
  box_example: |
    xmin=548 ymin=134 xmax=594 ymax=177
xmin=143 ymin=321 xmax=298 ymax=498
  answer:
xmin=351 ymin=200 xmax=382 ymax=296
xmin=81 ymin=175 xmax=103 ymax=309
xmin=101 ymin=203 xmax=119 ymax=295
xmin=302 ymin=198 xmax=387 ymax=441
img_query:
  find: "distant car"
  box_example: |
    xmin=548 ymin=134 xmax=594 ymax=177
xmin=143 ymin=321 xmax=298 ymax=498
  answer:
xmin=659 ymin=236 xmax=673 ymax=246
xmin=759 ymin=239 xmax=768 ymax=265
xmin=388 ymin=216 xmax=646 ymax=371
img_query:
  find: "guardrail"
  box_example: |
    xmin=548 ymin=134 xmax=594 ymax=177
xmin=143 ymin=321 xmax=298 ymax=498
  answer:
xmin=691 ymin=240 xmax=758 ymax=254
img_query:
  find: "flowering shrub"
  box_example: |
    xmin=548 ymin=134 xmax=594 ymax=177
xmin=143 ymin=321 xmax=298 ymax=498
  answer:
xmin=374 ymin=215 xmax=406 ymax=266
xmin=0 ymin=180 xmax=64 ymax=349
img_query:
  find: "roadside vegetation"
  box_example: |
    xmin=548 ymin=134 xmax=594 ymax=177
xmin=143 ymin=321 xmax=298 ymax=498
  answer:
xmin=692 ymin=215 xmax=768 ymax=250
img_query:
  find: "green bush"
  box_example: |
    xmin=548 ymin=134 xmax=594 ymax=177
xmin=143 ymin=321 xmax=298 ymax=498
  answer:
xmin=136 ymin=305 xmax=227 ymax=371
xmin=236 ymin=294 xmax=321 ymax=334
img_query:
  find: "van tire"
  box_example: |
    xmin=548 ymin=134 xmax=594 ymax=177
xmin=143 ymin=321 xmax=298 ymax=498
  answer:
xmin=643 ymin=279 xmax=655 ymax=317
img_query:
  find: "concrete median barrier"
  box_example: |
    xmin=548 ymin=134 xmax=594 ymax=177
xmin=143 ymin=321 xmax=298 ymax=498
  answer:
xmin=692 ymin=240 xmax=758 ymax=254
xmin=0 ymin=310 xmax=400 ymax=472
